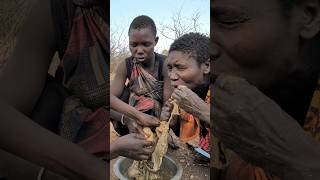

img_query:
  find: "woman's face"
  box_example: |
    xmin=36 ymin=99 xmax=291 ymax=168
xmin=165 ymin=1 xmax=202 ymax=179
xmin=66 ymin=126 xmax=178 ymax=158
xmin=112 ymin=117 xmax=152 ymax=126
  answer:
xmin=129 ymin=28 xmax=158 ymax=63
xmin=167 ymin=51 xmax=210 ymax=90
xmin=211 ymin=0 xmax=301 ymax=91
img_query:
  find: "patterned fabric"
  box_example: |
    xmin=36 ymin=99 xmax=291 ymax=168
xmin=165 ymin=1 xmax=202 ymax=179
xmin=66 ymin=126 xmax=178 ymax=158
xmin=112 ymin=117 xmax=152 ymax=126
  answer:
xmin=52 ymin=0 xmax=108 ymax=156
xmin=198 ymin=90 xmax=211 ymax=152
xmin=212 ymin=77 xmax=320 ymax=179
xmin=127 ymin=55 xmax=164 ymax=118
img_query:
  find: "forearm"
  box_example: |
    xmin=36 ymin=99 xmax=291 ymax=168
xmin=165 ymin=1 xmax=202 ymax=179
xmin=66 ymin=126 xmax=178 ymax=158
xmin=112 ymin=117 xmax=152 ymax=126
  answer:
xmin=0 ymin=102 xmax=107 ymax=180
xmin=281 ymin=131 xmax=320 ymax=180
xmin=110 ymin=94 xmax=142 ymax=121
xmin=199 ymin=104 xmax=210 ymax=125
xmin=110 ymin=142 xmax=121 ymax=160
xmin=194 ymin=102 xmax=210 ymax=125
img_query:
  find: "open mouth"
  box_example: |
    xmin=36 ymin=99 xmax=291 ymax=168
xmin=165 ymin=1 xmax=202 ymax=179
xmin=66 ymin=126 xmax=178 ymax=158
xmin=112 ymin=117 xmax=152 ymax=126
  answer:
xmin=171 ymin=84 xmax=179 ymax=88
xmin=136 ymin=57 xmax=145 ymax=62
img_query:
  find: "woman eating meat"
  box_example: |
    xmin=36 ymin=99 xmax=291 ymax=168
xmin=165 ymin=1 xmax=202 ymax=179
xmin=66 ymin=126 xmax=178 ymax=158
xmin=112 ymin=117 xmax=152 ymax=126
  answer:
xmin=161 ymin=32 xmax=210 ymax=156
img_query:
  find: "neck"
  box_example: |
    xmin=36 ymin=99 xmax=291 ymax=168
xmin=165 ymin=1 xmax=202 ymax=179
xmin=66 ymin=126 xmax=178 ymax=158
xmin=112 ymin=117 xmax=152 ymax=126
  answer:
xmin=141 ymin=53 xmax=156 ymax=69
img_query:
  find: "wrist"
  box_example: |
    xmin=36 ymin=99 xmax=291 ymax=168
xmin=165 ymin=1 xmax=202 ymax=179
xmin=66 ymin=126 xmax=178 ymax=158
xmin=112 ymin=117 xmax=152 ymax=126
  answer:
xmin=110 ymin=141 xmax=121 ymax=159
xmin=197 ymin=103 xmax=210 ymax=124
xmin=127 ymin=107 xmax=142 ymax=122
xmin=135 ymin=111 xmax=144 ymax=123
xmin=200 ymin=109 xmax=210 ymax=124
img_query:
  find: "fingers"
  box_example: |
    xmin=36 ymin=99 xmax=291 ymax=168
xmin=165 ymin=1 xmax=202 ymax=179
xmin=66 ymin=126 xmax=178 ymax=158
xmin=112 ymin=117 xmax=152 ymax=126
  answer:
xmin=136 ymin=125 xmax=146 ymax=136
xmin=140 ymin=114 xmax=160 ymax=127
xmin=151 ymin=116 xmax=160 ymax=126
xmin=143 ymin=139 xmax=156 ymax=147
xmin=131 ymin=121 xmax=145 ymax=135
xmin=137 ymin=155 xmax=150 ymax=161
xmin=177 ymin=85 xmax=189 ymax=91
xmin=171 ymin=86 xmax=188 ymax=101
xmin=160 ymin=102 xmax=173 ymax=121
xmin=134 ymin=133 xmax=148 ymax=140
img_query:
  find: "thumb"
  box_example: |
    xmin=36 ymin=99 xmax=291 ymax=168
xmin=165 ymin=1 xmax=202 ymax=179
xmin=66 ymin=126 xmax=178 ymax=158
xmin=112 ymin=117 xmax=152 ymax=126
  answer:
xmin=134 ymin=123 xmax=146 ymax=136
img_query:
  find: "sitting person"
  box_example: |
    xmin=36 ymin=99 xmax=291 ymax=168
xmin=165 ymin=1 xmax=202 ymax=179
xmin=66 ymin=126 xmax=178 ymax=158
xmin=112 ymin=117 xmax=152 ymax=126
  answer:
xmin=161 ymin=32 xmax=210 ymax=155
xmin=110 ymin=15 xmax=171 ymax=134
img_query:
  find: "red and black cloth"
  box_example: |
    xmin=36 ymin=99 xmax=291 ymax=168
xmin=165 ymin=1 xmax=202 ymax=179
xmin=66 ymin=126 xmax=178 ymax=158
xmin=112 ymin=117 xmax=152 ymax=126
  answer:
xmin=51 ymin=0 xmax=108 ymax=157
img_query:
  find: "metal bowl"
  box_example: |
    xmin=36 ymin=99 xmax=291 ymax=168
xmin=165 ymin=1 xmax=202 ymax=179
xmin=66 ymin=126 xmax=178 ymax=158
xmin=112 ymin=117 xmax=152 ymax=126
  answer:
xmin=113 ymin=155 xmax=183 ymax=180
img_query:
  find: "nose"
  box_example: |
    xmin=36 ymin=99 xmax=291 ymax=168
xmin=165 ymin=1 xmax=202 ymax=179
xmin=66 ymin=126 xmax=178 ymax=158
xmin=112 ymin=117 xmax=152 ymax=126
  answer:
xmin=168 ymin=69 xmax=179 ymax=81
xmin=210 ymin=43 xmax=221 ymax=61
xmin=137 ymin=46 xmax=144 ymax=56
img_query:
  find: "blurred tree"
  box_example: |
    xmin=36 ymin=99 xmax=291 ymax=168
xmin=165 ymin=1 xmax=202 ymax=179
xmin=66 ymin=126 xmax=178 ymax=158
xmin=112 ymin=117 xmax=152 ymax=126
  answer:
xmin=159 ymin=7 xmax=204 ymax=40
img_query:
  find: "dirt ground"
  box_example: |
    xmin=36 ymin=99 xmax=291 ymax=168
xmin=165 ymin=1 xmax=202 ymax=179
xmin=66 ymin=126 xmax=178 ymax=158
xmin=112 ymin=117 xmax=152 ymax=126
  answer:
xmin=110 ymin=124 xmax=210 ymax=180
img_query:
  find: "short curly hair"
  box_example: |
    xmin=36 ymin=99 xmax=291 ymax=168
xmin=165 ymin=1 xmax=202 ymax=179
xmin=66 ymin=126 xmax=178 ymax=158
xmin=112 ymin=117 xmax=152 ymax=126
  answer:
xmin=169 ymin=32 xmax=209 ymax=65
xmin=128 ymin=15 xmax=157 ymax=36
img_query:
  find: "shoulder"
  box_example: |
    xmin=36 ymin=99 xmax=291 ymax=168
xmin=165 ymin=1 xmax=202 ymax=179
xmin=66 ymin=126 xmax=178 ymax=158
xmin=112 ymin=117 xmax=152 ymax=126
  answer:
xmin=114 ymin=56 xmax=133 ymax=78
xmin=155 ymin=52 xmax=167 ymax=62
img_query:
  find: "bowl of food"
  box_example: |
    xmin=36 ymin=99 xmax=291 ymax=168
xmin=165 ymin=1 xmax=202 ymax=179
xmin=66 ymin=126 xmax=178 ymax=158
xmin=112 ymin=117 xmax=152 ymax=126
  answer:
xmin=113 ymin=155 xmax=183 ymax=180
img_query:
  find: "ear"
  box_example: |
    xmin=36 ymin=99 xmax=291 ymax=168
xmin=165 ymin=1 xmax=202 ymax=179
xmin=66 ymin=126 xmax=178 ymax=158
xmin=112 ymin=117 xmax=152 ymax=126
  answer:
xmin=154 ymin=36 xmax=159 ymax=45
xmin=201 ymin=59 xmax=210 ymax=74
xmin=299 ymin=0 xmax=320 ymax=39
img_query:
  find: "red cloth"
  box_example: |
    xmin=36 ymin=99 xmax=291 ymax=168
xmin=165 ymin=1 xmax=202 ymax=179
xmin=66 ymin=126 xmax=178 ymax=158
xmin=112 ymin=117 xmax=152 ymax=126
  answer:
xmin=198 ymin=130 xmax=210 ymax=152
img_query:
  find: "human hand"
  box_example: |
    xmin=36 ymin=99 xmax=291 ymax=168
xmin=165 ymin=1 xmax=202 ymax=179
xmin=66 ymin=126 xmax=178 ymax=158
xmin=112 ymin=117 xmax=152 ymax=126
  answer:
xmin=113 ymin=133 xmax=155 ymax=160
xmin=212 ymin=75 xmax=309 ymax=177
xmin=124 ymin=117 xmax=145 ymax=135
xmin=171 ymin=85 xmax=209 ymax=121
xmin=137 ymin=113 xmax=160 ymax=127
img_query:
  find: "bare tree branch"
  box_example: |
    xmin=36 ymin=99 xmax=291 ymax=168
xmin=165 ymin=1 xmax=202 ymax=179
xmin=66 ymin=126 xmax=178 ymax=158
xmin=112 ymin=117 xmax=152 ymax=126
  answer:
xmin=159 ymin=6 xmax=203 ymax=41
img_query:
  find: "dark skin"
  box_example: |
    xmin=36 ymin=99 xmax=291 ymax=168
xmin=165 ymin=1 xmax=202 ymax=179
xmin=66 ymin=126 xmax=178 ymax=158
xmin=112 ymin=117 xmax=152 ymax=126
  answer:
xmin=109 ymin=109 xmax=155 ymax=161
xmin=161 ymin=51 xmax=210 ymax=126
xmin=211 ymin=0 xmax=320 ymax=179
xmin=111 ymin=27 xmax=172 ymax=159
xmin=110 ymin=27 xmax=171 ymax=153
xmin=0 ymin=0 xmax=107 ymax=179
xmin=110 ymin=133 xmax=155 ymax=160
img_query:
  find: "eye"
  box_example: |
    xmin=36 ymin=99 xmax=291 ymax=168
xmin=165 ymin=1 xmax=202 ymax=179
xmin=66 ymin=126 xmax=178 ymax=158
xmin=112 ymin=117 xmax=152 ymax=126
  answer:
xmin=130 ymin=43 xmax=137 ymax=47
xmin=214 ymin=18 xmax=248 ymax=29
xmin=176 ymin=65 xmax=187 ymax=70
xmin=143 ymin=42 xmax=152 ymax=47
xmin=212 ymin=8 xmax=250 ymax=29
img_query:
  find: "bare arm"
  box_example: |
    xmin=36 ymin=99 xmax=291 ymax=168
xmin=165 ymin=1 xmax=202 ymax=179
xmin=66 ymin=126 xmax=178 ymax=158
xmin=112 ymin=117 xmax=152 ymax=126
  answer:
xmin=0 ymin=0 xmax=106 ymax=179
xmin=110 ymin=60 xmax=147 ymax=121
xmin=111 ymin=60 xmax=160 ymax=127
xmin=162 ymin=59 xmax=172 ymax=102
